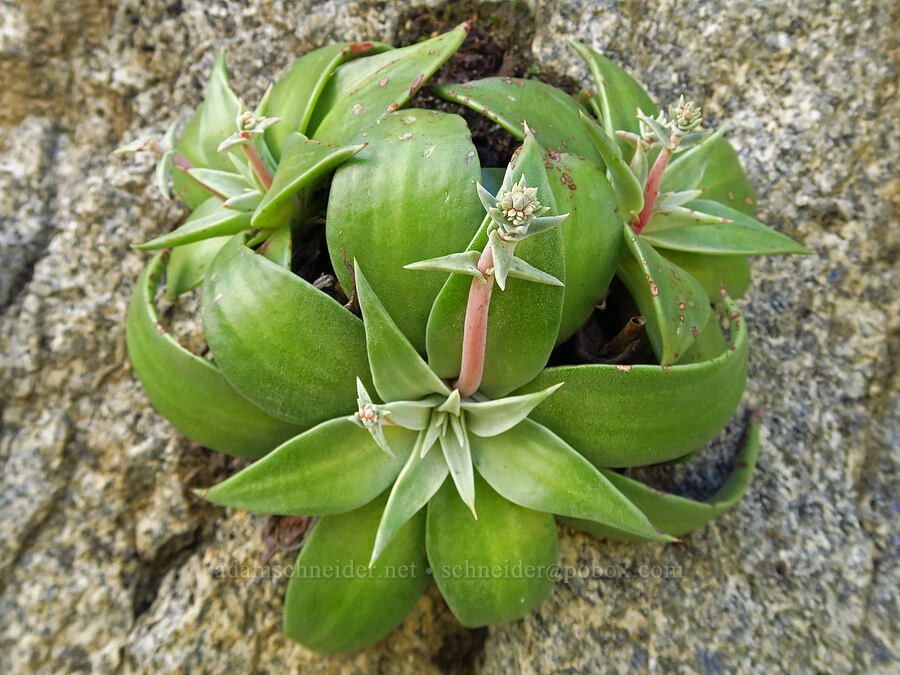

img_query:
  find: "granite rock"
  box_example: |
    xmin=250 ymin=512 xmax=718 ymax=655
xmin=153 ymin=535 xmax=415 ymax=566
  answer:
xmin=0 ymin=0 xmax=896 ymax=672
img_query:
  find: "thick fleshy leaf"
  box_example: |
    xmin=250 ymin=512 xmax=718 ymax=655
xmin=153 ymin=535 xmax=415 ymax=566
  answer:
xmin=404 ymin=251 xmax=482 ymax=279
xmin=641 ymin=200 xmax=812 ymax=255
xmin=426 ymin=476 xmax=558 ymax=627
xmin=202 ymin=234 xmax=371 ymax=426
xmin=134 ymin=197 xmax=251 ymax=250
xmin=660 ymin=249 xmax=751 ymax=300
xmin=265 ymin=41 xmax=391 ymax=159
xmin=514 ymin=296 xmax=748 ymax=467
xmin=252 ymin=132 xmax=366 ymax=230
xmin=176 ymin=51 xmax=241 ymax=173
xmin=578 ymin=111 xmax=644 ymax=218
xmin=698 ymin=139 xmax=758 ymax=216
xmin=258 ymin=222 xmax=292 ymax=268
xmin=384 ymin=398 xmax=440 ymax=431
xmin=126 ymin=252 xmax=304 ymax=458
xmin=327 ymin=110 xmax=483 ymax=351
xmin=439 ymin=418 xmax=476 ymax=514
xmin=568 ymin=40 xmax=657 ymax=153
xmin=284 ymin=492 xmax=428 ymax=653
xmin=309 ymin=24 xmax=468 ymax=143
xmin=355 ymin=264 xmax=450 ymax=401
xmin=461 ymin=383 xmax=563 ymax=437
xmin=544 ymin=152 xmax=624 ymax=341
xmin=435 ymin=77 xmax=604 ymax=167
xmin=644 ymin=205 xmax=732 ymax=233
xmin=618 ymin=226 xmax=711 ymax=365
xmin=370 ymin=439 xmax=448 ymax=565
xmin=470 ymin=420 xmax=672 ymax=541
xmin=164 ymin=235 xmax=231 ymax=300
xmin=678 ymin=308 xmax=727 ymax=364
xmin=201 ymin=418 xmax=412 ymax=515
xmin=426 ymin=130 xmax=565 ymax=397
xmin=186 ymin=168 xmax=251 ymax=198
xmin=659 ymin=127 xmax=726 ymax=193
xmin=563 ymin=413 xmax=760 ymax=540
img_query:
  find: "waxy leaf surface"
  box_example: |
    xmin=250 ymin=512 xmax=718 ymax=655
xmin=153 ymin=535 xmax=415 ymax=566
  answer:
xmin=202 ymin=419 xmax=412 ymax=515
xmin=202 ymin=234 xmax=371 ymax=426
xmin=355 ymin=264 xmax=450 ymax=402
xmin=126 ymin=252 xmax=304 ymax=458
xmin=660 ymin=249 xmax=751 ymax=300
xmin=426 ymin=476 xmax=558 ymax=627
xmin=135 ymin=197 xmax=251 ymax=250
xmin=252 ymin=132 xmax=366 ymax=230
xmin=545 ymin=152 xmax=623 ymax=340
xmin=618 ymin=225 xmax=711 ymax=365
xmin=309 ymin=24 xmax=468 ymax=143
xmin=265 ymin=41 xmax=391 ymax=158
xmin=436 ymin=77 xmax=604 ymax=167
xmin=641 ymin=200 xmax=812 ymax=255
xmin=514 ymin=296 xmax=748 ymax=467
xmin=470 ymin=420 xmax=671 ymax=541
xmin=328 ymin=111 xmax=483 ymax=352
xmin=284 ymin=493 xmax=428 ymax=653
xmin=563 ymin=414 xmax=760 ymax=539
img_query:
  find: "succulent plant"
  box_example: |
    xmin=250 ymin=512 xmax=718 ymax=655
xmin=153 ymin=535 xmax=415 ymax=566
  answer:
xmin=121 ymin=24 xmax=808 ymax=654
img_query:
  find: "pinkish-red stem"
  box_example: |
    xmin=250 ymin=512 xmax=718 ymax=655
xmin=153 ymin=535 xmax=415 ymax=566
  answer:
xmin=632 ymin=134 xmax=682 ymax=234
xmin=455 ymin=244 xmax=495 ymax=397
xmin=242 ymin=143 xmax=273 ymax=191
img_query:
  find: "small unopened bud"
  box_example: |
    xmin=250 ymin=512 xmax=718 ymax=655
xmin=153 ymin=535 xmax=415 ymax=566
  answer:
xmin=668 ymin=96 xmax=703 ymax=134
xmin=218 ymin=100 xmax=282 ymax=152
xmin=497 ymin=176 xmax=542 ymax=227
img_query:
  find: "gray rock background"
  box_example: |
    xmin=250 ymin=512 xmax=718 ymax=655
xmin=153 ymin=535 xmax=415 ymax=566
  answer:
xmin=0 ymin=0 xmax=896 ymax=672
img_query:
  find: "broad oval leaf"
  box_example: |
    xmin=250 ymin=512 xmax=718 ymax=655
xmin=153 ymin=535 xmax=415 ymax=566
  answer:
xmin=563 ymin=412 xmax=760 ymax=540
xmin=308 ymin=24 xmax=468 ymax=143
xmin=201 ymin=419 xmax=412 ymax=515
xmin=355 ymin=263 xmax=450 ymax=402
xmin=435 ymin=77 xmax=604 ymax=167
xmin=265 ymin=41 xmax=392 ymax=159
xmin=252 ymin=132 xmax=366 ymax=230
xmin=660 ymin=249 xmax=751 ymax=300
xmin=202 ymin=234 xmax=371 ymax=426
xmin=545 ymin=152 xmax=623 ymax=341
xmin=426 ymin=475 xmax=558 ymax=627
xmin=284 ymin=492 xmax=429 ymax=653
xmin=327 ymin=110 xmax=483 ymax=352
xmin=470 ymin=420 xmax=672 ymax=541
xmin=126 ymin=252 xmax=304 ymax=458
xmin=134 ymin=197 xmax=251 ymax=250
xmin=618 ymin=225 xmax=711 ymax=365
xmin=640 ymin=199 xmax=812 ymax=255
xmin=426 ymin=131 xmax=565 ymax=397
xmin=514 ymin=296 xmax=749 ymax=467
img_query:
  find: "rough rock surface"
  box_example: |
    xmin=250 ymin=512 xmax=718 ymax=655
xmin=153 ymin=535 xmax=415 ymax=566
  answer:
xmin=0 ymin=0 xmax=896 ymax=672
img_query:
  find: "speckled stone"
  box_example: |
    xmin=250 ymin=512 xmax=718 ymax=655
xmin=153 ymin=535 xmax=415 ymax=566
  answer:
xmin=0 ymin=0 xmax=895 ymax=673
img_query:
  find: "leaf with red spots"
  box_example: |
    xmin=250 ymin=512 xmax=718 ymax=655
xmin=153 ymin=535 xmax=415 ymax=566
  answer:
xmin=307 ymin=24 xmax=468 ymax=143
xmin=435 ymin=77 xmax=605 ymax=168
xmin=618 ymin=224 xmax=711 ymax=365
